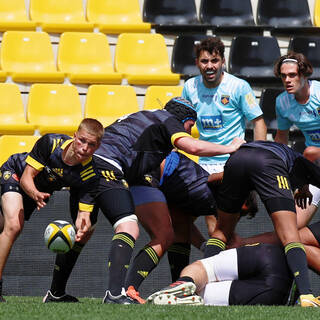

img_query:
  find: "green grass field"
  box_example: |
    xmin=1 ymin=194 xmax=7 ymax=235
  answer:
xmin=1 ymin=297 xmax=320 ymax=320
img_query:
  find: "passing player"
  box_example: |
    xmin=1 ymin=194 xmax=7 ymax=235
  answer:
xmin=0 ymin=118 xmax=103 ymax=303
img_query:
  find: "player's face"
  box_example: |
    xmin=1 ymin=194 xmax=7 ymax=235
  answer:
xmin=196 ymin=50 xmax=225 ymax=88
xmin=73 ymin=128 xmax=100 ymax=162
xmin=280 ymin=63 xmax=307 ymax=95
xmin=183 ymin=119 xmax=196 ymax=135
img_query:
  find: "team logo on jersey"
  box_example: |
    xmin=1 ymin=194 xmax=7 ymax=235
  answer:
xmin=200 ymin=116 xmax=223 ymax=130
xmin=317 ymin=107 xmax=320 ymax=116
xmin=306 ymin=129 xmax=320 ymax=142
xmin=122 ymin=179 xmax=129 ymax=189
xmin=221 ymin=95 xmax=230 ymax=105
xmin=245 ymin=92 xmax=256 ymax=108
xmin=101 ymin=170 xmax=117 ymax=182
xmin=53 ymin=168 xmax=63 ymax=177
xmin=3 ymin=171 xmax=11 ymax=180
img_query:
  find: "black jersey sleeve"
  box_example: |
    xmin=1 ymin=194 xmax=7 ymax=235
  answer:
xmin=162 ymin=117 xmax=192 ymax=148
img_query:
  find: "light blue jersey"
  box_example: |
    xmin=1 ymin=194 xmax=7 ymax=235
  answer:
xmin=276 ymin=80 xmax=320 ymax=147
xmin=182 ymin=72 xmax=263 ymax=165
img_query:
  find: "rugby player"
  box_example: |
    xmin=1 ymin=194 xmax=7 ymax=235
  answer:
xmin=0 ymin=118 xmax=103 ymax=303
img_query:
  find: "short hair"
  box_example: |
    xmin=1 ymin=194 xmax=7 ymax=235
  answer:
xmin=77 ymin=118 xmax=104 ymax=142
xmin=274 ymin=52 xmax=313 ymax=78
xmin=194 ymin=37 xmax=225 ymax=60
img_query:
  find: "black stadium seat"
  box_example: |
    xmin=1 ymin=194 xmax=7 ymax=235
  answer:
xmin=171 ymin=34 xmax=208 ymax=79
xmin=143 ymin=0 xmax=206 ymax=34
xmin=199 ymin=0 xmax=263 ymax=35
xmin=288 ymin=36 xmax=320 ymax=80
xmin=228 ymin=35 xmax=281 ymax=85
xmin=257 ymin=0 xmax=320 ymax=36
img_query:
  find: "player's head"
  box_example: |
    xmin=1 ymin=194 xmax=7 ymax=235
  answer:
xmin=195 ymin=37 xmax=225 ymax=88
xmin=165 ymin=97 xmax=197 ymax=134
xmin=274 ymin=52 xmax=313 ymax=95
xmin=73 ymin=118 xmax=104 ymax=162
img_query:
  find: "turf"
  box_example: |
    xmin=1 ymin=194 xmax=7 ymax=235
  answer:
xmin=1 ymin=297 xmax=320 ymax=320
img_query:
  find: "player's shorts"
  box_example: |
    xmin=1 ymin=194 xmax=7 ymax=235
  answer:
xmin=217 ymin=147 xmax=296 ymax=215
xmin=307 ymin=220 xmax=320 ymax=245
xmin=91 ymin=157 xmax=137 ymax=228
xmin=130 ymin=186 xmax=166 ymax=206
xmin=200 ymin=244 xmax=292 ymax=306
xmin=199 ymin=163 xmax=225 ymax=174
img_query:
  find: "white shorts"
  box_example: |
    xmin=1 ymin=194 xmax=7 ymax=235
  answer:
xmin=199 ymin=249 xmax=238 ymax=306
xmin=310 ymin=185 xmax=320 ymax=207
xmin=199 ymin=163 xmax=225 ymax=174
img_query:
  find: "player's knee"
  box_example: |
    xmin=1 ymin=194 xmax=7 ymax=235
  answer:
xmin=4 ymin=221 xmax=23 ymax=239
xmin=114 ymin=214 xmax=139 ymax=239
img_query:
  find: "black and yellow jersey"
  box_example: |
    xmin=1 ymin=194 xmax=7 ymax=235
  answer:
xmin=1 ymin=134 xmax=96 ymax=212
xmin=94 ymin=109 xmax=192 ymax=184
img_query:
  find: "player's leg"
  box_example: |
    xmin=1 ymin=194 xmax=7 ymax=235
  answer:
xmin=44 ymin=193 xmax=98 ymax=303
xmin=0 ymin=191 xmax=24 ymax=302
xmin=125 ymin=186 xmax=173 ymax=303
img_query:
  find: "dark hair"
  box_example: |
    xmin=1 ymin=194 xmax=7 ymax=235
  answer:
xmin=77 ymin=118 xmax=104 ymax=142
xmin=164 ymin=97 xmax=197 ymax=123
xmin=274 ymin=52 xmax=313 ymax=78
xmin=194 ymin=37 xmax=225 ymax=60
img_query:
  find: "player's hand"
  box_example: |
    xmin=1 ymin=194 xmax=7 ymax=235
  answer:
xmin=230 ymin=137 xmax=246 ymax=153
xmin=34 ymin=191 xmax=50 ymax=210
xmin=294 ymin=185 xmax=313 ymax=209
xmin=75 ymin=211 xmax=91 ymax=242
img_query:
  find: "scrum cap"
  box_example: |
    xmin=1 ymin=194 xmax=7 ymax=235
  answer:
xmin=164 ymin=97 xmax=197 ymax=123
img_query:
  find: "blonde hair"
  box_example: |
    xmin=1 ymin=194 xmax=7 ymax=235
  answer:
xmin=77 ymin=118 xmax=104 ymax=142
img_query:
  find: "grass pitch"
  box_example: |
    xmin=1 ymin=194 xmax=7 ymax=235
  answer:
xmin=1 ymin=297 xmax=320 ymax=320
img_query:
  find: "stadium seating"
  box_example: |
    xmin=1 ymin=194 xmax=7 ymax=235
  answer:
xmin=30 ymin=0 xmax=94 ymax=33
xmin=314 ymin=0 xmax=320 ymax=27
xmin=288 ymin=36 xmax=320 ymax=80
xmin=57 ymin=32 xmax=122 ymax=84
xmin=84 ymin=85 xmax=139 ymax=127
xmin=0 ymin=0 xmax=36 ymax=31
xmin=143 ymin=85 xmax=183 ymax=110
xmin=27 ymin=84 xmax=82 ymax=135
xmin=199 ymin=0 xmax=263 ymax=35
xmin=228 ymin=35 xmax=281 ymax=84
xmin=257 ymin=0 xmax=318 ymax=36
xmin=115 ymin=33 xmax=180 ymax=85
xmin=1 ymin=31 xmax=65 ymax=83
xmin=171 ymin=34 xmax=208 ymax=79
xmin=143 ymin=0 xmax=206 ymax=34
xmin=0 ymin=83 xmax=35 ymax=135
xmin=86 ymin=0 xmax=151 ymax=34
xmin=0 ymin=135 xmax=40 ymax=166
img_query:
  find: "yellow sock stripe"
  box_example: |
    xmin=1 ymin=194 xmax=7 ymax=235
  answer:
xmin=206 ymin=238 xmax=226 ymax=250
xmin=112 ymin=233 xmax=135 ymax=248
xmin=167 ymin=245 xmax=190 ymax=255
xmin=145 ymin=246 xmax=159 ymax=265
xmin=285 ymin=242 xmax=305 ymax=254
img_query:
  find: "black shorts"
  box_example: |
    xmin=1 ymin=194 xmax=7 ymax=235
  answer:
xmin=92 ymin=157 xmax=135 ymax=226
xmin=229 ymin=244 xmax=292 ymax=305
xmin=217 ymin=147 xmax=296 ymax=215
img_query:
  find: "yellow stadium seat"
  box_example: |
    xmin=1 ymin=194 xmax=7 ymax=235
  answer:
xmin=0 ymin=0 xmax=36 ymax=31
xmin=58 ymin=32 xmax=122 ymax=84
xmin=1 ymin=31 xmax=65 ymax=83
xmin=86 ymin=0 xmax=151 ymax=34
xmin=0 ymin=83 xmax=35 ymax=135
xmin=84 ymin=85 xmax=139 ymax=127
xmin=315 ymin=0 xmax=320 ymax=26
xmin=30 ymin=0 xmax=93 ymax=33
xmin=27 ymin=84 xmax=83 ymax=135
xmin=0 ymin=135 xmax=40 ymax=166
xmin=144 ymin=85 xmax=183 ymax=110
xmin=115 ymin=33 xmax=180 ymax=85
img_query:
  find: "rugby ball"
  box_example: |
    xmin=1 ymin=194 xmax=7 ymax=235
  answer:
xmin=44 ymin=220 xmax=76 ymax=253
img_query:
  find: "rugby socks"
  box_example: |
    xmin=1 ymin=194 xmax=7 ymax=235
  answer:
xmin=50 ymin=242 xmax=84 ymax=296
xmin=204 ymin=238 xmax=226 ymax=258
xmin=108 ymin=232 xmax=135 ymax=296
xmin=125 ymin=245 xmax=159 ymax=290
xmin=167 ymin=243 xmax=191 ymax=282
xmin=285 ymin=242 xmax=312 ymax=295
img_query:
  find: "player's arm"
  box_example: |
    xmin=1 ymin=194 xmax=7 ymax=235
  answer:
xmin=274 ymin=129 xmax=289 ymax=144
xmin=174 ymin=136 xmax=245 ymax=157
xmin=75 ymin=210 xmax=91 ymax=242
xmin=207 ymin=172 xmax=223 ymax=185
xmin=20 ymin=165 xmax=51 ymax=210
xmin=252 ymin=116 xmax=267 ymax=141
